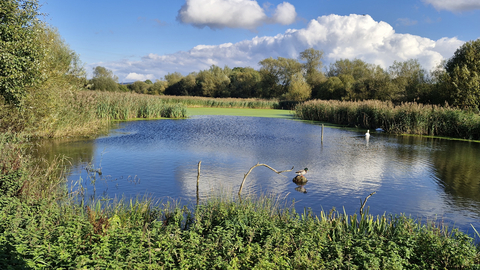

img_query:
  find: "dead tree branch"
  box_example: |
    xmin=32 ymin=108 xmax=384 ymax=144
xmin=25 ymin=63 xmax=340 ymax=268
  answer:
xmin=359 ymin=191 xmax=376 ymax=215
xmin=238 ymin=163 xmax=294 ymax=195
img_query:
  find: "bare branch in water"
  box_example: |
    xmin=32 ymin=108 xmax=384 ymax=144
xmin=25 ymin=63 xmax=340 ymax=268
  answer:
xmin=360 ymin=191 xmax=376 ymax=215
xmin=238 ymin=163 xmax=294 ymax=195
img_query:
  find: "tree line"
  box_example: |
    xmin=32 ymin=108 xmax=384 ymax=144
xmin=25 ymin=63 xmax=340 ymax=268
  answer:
xmin=90 ymin=41 xmax=480 ymax=110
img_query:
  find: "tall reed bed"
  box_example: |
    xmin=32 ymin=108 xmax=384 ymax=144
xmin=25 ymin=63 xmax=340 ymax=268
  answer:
xmin=88 ymin=91 xmax=187 ymax=120
xmin=295 ymin=100 xmax=480 ymax=140
xmin=156 ymin=95 xmax=279 ymax=109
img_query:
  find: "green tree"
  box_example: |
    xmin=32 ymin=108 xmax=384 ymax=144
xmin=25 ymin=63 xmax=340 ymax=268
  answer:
xmin=179 ymin=73 xmax=198 ymax=96
xmin=229 ymin=67 xmax=262 ymax=98
xmin=327 ymin=59 xmax=374 ymax=80
xmin=388 ymin=59 xmax=427 ymax=101
xmin=165 ymin=72 xmax=197 ymax=96
xmin=196 ymin=65 xmax=231 ymax=97
xmin=444 ymin=38 xmax=480 ymax=109
xmin=317 ymin=77 xmax=344 ymax=100
xmin=129 ymin=81 xmax=149 ymax=94
xmin=164 ymin=72 xmax=183 ymax=87
xmin=259 ymin=57 xmax=303 ymax=98
xmin=90 ymin=66 xmax=119 ymax=91
xmin=338 ymin=74 xmax=355 ymax=100
xmin=0 ymin=0 xmax=45 ymax=106
xmin=149 ymin=80 xmax=168 ymax=95
xmin=27 ymin=26 xmax=86 ymax=118
xmin=118 ymin=84 xmax=129 ymax=92
xmin=299 ymin=48 xmax=325 ymax=87
xmin=285 ymin=72 xmax=311 ymax=101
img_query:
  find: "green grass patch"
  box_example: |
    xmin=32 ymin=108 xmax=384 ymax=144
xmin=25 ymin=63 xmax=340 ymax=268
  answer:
xmin=187 ymin=107 xmax=295 ymax=119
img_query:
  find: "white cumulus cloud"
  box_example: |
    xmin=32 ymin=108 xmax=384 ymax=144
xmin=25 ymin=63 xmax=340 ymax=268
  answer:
xmin=125 ymin=73 xmax=155 ymax=82
xmin=422 ymin=0 xmax=480 ymax=12
xmin=98 ymin=14 xmax=464 ymax=82
xmin=271 ymin=2 xmax=297 ymax=25
xmin=177 ymin=0 xmax=297 ymax=30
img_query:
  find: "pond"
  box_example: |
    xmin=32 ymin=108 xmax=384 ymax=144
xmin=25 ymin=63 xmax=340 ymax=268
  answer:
xmin=37 ymin=114 xmax=480 ymax=237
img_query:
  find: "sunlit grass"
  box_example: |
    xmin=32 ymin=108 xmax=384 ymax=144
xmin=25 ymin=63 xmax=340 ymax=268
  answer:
xmin=187 ymin=107 xmax=295 ymax=118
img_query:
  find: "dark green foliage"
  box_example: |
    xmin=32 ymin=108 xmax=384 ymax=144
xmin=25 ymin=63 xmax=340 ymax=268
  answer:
xmin=117 ymin=83 xmax=129 ymax=92
xmin=444 ymin=38 xmax=480 ymax=109
xmin=259 ymin=57 xmax=303 ymax=99
xmin=0 ymin=134 xmax=26 ymax=199
xmin=300 ymin=48 xmax=325 ymax=88
xmin=165 ymin=72 xmax=197 ymax=96
xmin=0 ymin=0 xmax=44 ymax=106
xmin=0 ymin=189 xmax=478 ymax=269
xmin=90 ymin=76 xmax=119 ymax=92
xmin=196 ymin=65 xmax=231 ymax=97
xmin=89 ymin=66 xmax=119 ymax=91
xmin=229 ymin=67 xmax=262 ymax=98
xmin=148 ymin=80 xmax=168 ymax=95
xmin=129 ymin=80 xmax=149 ymax=94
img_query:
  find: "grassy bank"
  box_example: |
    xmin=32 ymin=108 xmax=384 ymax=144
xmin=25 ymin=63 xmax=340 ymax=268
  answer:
xmin=1 ymin=134 xmax=480 ymax=269
xmin=295 ymin=100 xmax=480 ymax=140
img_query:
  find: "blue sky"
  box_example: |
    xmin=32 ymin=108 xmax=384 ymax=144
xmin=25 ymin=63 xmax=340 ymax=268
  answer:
xmin=40 ymin=0 xmax=480 ymax=82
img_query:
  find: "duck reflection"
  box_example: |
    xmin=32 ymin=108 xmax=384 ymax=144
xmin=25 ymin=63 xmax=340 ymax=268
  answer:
xmin=295 ymin=184 xmax=307 ymax=193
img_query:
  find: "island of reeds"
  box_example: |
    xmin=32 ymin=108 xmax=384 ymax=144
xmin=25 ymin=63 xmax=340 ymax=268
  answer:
xmin=1 ymin=0 xmax=480 ymax=268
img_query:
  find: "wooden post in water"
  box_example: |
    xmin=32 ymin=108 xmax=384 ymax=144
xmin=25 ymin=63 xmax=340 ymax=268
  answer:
xmin=321 ymin=124 xmax=324 ymax=142
xmin=196 ymin=161 xmax=201 ymax=205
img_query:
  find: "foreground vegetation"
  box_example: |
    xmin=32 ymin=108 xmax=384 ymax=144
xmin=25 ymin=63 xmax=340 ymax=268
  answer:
xmin=1 ymin=134 xmax=479 ymax=269
xmin=295 ymin=99 xmax=480 ymax=140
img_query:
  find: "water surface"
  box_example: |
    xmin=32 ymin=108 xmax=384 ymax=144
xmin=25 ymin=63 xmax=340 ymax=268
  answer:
xmin=38 ymin=115 xmax=480 ymax=236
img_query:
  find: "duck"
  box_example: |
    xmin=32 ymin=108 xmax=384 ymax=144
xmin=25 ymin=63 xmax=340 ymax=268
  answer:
xmin=296 ymin=168 xmax=308 ymax=176
xmin=365 ymin=130 xmax=370 ymax=138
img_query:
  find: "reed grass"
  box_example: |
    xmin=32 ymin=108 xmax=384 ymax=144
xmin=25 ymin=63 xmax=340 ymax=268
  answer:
xmin=87 ymin=91 xmax=188 ymax=120
xmin=295 ymin=99 xmax=480 ymax=140
xmin=155 ymin=95 xmax=279 ymax=109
